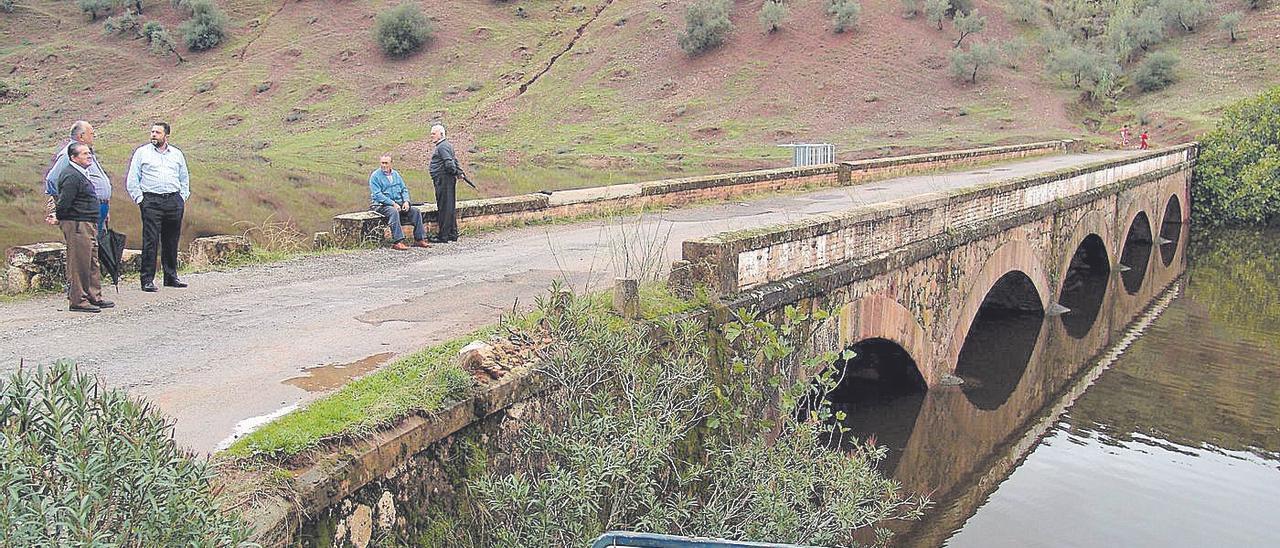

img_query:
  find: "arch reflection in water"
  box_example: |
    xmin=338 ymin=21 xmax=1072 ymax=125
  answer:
xmin=1120 ymin=212 xmax=1154 ymax=294
xmin=819 ymin=338 xmax=926 ymax=474
xmin=955 ymin=271 xmax=1045 ymax=411
xmin=1059 ymin=234 xmax=1111 ymax=339
xmin=1160 ymin=196 xmax=1182 ymax=267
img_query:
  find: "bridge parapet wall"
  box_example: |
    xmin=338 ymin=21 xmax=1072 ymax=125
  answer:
xmin=682 ymin=144 xmax=1196 ymax=295
xmin=329 ymin=140 xmax=1074 ymax=246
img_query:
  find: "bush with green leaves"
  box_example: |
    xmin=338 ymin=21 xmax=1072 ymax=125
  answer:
xmin=925 ymin=0 xmax=949 ymax=29
xmin=758 ymin=0 xmax=786 ymax=33
xmin=828 ymin=0 xmax=861 ymax=33
xmin=1106 ymin=7 xmax=1166 ymax=63
xmin=677 ymin=0 xmax=732 ymax=55
xmin=1 ymin=0 xmax=14 ymax=13
xmin=1158 ymin=0 xmax=1211 ymax=32
xmin=949 ymin=41 xmax=997 ymax=82
xmin=1219 ymin=12 xmax=1243 ymax=42
xmin=1009 ymin=0 xmax=1039 ymax=24
xmin=77 ymin=0 xmax=112 ymax=20
xmin=953 ymin=10 xmax=985 ymax=47
xmin=1047 ymin=43 xmax=1118 ymax=92
xmin=1132 ymin=50 xmax=1178 ymax=91
xmin=0 ymin=362 xmax=252 ymax=545
xmin=179 ymin=0 xmax=229 ymax=51
xmin=103 ymin=9 xmax=140 ymax=36
xmin=902 ymin=0 xmax=919 ymax=18
xmin=375 ymin=2 xmax=434 ymax=56
xmin=115 ymin=0 xmax=142 ymax=13
xmin=142 ymin=21 xmax=184 ymax=61
xmin=1193 ymin=87 xmax=1280 ymax=226
xmin=465 ymin=294 xmax=926 ymax=546
xmin=999 ymin=37 xmax=1027 ymax=68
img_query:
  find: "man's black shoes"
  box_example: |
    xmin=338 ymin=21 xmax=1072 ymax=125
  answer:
xmin=89 ymin=300 xmax=115 ymax=309
xmin=141 ymin=282 xmax=159 ymax=292
xmin=164 ymin=278 xmax=188 ymax=288
xmin=70 ymin=304 xmax=101 ymax=313
xmin=426 ymin=236 xmax=450 ymax=244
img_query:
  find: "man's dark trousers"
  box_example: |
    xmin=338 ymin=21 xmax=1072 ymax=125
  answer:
xmin=140 ymin=191 xmax=184 ymax=285
xmin=432 ymin=175 xmax=458 ymax=240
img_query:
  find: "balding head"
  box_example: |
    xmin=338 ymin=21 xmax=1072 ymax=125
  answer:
xmin=70 ymin=121 xmax=94 ymax=145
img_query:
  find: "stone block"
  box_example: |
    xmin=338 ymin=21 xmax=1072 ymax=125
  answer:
xmin=5 ymin=266 xmax=31 ymax=294
xmin=613 ymin=277 xmax=639 ymax=319
xmin=121 ymin=249 xmax=141 ymax=275
xmin=313 ymin=231 xmax=334 ymax=249
xmin=7 ymin=242 xmax=66 ymax=267
xmin=6 ymin=242 xmax=66 ymax=292
xmin=187 ymin=235 xmax=251 ymax=267
xmin=332 ymin=211 xmax=385 ymax=247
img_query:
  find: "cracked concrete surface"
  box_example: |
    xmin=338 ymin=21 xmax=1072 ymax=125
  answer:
xmin=0 ymin=151 xmax=1133 ymax=453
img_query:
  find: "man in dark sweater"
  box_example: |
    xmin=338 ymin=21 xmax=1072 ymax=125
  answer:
xmin=428 ymin=124 xmax=460 ymax=243
xmin=56 ymin=142 xmax=113 ymax=313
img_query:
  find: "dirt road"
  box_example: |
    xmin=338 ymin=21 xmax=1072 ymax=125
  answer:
xmin=0 ymin=151 xmax=1132 ymax=453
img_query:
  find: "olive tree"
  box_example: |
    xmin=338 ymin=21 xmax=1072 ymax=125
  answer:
xmin=1219 ymin=12 xmax=1243 ymax=42
xmin=953 ymin=10 xmax=985 ymax=47
xmin=758 ymin=0 xmax=787 ymax=33
xmin=678 ymin=0 xmax=733 ymax=54
xmin=375 ymin=3 xmax=434 ymax=56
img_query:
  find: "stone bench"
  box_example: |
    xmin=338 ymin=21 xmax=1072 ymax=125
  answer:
xmin=3 ymin=235 xmax=250 ymax=294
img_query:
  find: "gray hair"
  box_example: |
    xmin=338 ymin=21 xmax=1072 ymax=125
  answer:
xmin=431 ymin=124 xmax=445 ymax=138
xmin=68 ymin=142 xmax=89 ymax=157
xmin=70 ymin=120 xmax=91 ymax=140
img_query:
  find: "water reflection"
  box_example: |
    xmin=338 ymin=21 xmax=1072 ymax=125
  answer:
xmin=831 ymin=220 xmax=1193 ymax=546
xmin=1058 ymin=235 xmax=1111 ymax=339
xmin=824 ymin=338 xmax=927 ymax=474
xmin=954 ymin=272 xmax=1045 ymax=411
xmin=1159 ymin=197 xmax=1183 ymax=267
xmin=1120 ymin=212 xmax=1154 ymax=294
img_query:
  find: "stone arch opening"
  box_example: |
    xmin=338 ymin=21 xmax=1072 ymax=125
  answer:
xmin=1059 ymin=234 xmax=1111 ymax=339
xmin=955 ymin=271 xmax=1045 ymax=411
xmin=1160 ymin=196 xmax=1183 ymax=267
xmin=1120 ymin=212 xmax=1153 ymax=294
xmin=815 ymin=338 xmax=926 ymax=472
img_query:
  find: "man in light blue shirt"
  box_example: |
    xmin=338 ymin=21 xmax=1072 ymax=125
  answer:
xmin=44 ymin=121 xmax=112 ymax=232
xmin=369 ymin=154 xmax=429 ymax=250
xmin=126 ymin=122 xmax=190 ymax=292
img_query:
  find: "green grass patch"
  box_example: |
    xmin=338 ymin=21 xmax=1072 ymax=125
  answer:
xmin=223 ymin=332 xmax=480 ymax=458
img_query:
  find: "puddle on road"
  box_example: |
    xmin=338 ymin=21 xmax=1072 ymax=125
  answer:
xmin=282 ymin=352 xmax=395 ymax=392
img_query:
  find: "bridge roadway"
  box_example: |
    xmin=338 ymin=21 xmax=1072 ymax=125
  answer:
xmin=0 ymin=150 xmax=1135 ymax=453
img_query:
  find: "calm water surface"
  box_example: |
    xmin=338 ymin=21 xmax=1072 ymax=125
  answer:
xmin=848 ymin=227 xmax=1280 ymax=547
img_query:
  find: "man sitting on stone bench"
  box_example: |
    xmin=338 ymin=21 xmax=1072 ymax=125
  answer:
xmin=369 ymin=154 xmax=430 ymax=251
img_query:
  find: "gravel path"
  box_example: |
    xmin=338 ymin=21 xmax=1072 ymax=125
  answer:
xmin=0 ymin=151 xmax=1133 ymax=453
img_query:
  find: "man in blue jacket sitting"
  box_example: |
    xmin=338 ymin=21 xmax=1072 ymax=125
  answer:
xmin=369 ymin=154 xmax=430 ymax=250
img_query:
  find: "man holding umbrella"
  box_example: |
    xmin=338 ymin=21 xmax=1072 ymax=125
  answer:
xmin=428 ymin=123 xmax=465 ymax=243
xmin=55 ymin=143 xmax=113 ymax=313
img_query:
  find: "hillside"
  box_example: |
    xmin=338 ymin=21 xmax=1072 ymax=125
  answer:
xmin=1 ymin=0 xmax=1276 ymax=252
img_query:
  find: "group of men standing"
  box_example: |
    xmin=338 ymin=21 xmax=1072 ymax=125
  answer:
xmin=368 ymin=124 xmax=463 ymax=250
xmin=43 ymin=121 xmax=190 ymax=313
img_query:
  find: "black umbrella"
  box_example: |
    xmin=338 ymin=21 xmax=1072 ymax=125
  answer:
xmin=97 ymin=223 xmax=127 ymax=292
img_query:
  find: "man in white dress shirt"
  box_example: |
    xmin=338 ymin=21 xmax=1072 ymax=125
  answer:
xmin=126 ymin=122 xmax=190 ymax=292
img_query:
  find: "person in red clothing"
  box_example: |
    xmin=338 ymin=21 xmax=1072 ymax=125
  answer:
xmin=1139 ymin=129 xmax=1150 ymax=150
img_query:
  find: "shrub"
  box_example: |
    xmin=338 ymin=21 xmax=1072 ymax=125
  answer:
xmin=77 ymin=0 xmax=112 ymax=20
xmin=1009 ymin=0 xmax=1039 ymax=24
xmin=758 ymin=0 xmax=787 ymax=33
xmin=925 ymin=0 xmax=949 ymax=29
xmin=0 ymin=79 xmax=25 ymax=101
xmin=1 ymin=0 xmax=14 ymax=13
xmin=1000 ymin=37 xmax=1027 ymax=68
xmin=949 ymin=41 xmax=997 ymax=82
xmin=1158 ymin=0 xmax=1211 ymax=32
xmin=1194 ymin=87 xmax=1280 ymax=226
xmin=142 ymin=21 xmax=183 ymax=61
xmin=1219 ymin=11 xmax=1243 ymax=42
xmin=1046 ymin=43 xmax=1116 ymax=90
xmin=374 ymin=3 xmax=434 ymax=56
xmin=953 ymin=10 xmax=985 ymax=47
xmin=902 ymin=0 xmax=919 ymax=18
xmin=115 ymin=0 xmax=142 ymax=13
xmin=180 ymin=0 xmax=229 ymax=51
xmin=103 ymin=9 xmax=141 ymax=36
xmin=1107 ymin=8 xmax=1166 ymax=63
xmin=0 ymin=362 xmax=252 ymax=545
xmin=677 ymin=0 xmax=732 ymax=55
xmin=828 ymin=0 xmax=861 ymax=33
xmin=1132 ymin=50 xmax=1178 ymax=91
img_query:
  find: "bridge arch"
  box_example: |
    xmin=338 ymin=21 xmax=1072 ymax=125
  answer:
xmin=1119 ymin=210 xmax=1154 ymax=294
xmin=838 ymin=294 xmax=930 ymax=385
xmin=1159 ymin=194 xmax=1183 ymax=267
xmin=1058 ymin=233 xmax=1111 ymax=339
xmin=942 ymin=239 xmax=1050 ymax=379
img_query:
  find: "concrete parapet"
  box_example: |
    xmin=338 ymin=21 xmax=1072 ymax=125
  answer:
xmin=3 ymin=242 xmax=146 ymax=294
xmin=330 ymin=141 xmax=1074 ymax=248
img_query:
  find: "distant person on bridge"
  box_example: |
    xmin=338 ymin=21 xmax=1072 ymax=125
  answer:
xmin=1120 ymin=124 xmax=1130 ymax=149
xmin=369 ymin=154 xmax=430 ymax=251
xmin=126 ymin=122 xmax=190 ymax=293
xmin=1140 ymin=129 xmax=1150 ymax=150
xmin=44 ymin=121 xmax=111 ymax=233
xmin=428 ymin=124 xmax=460 ymax=243
xmin=56 ymin=143 xmax=113 ymax=313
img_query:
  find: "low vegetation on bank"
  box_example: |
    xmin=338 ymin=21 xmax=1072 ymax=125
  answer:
xmin=0 ymin=362 xmax=252 ymax=544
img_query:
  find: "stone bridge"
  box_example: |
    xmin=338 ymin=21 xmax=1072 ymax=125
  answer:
xmin=682 ymin=144 xmax=1195 ymax=388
